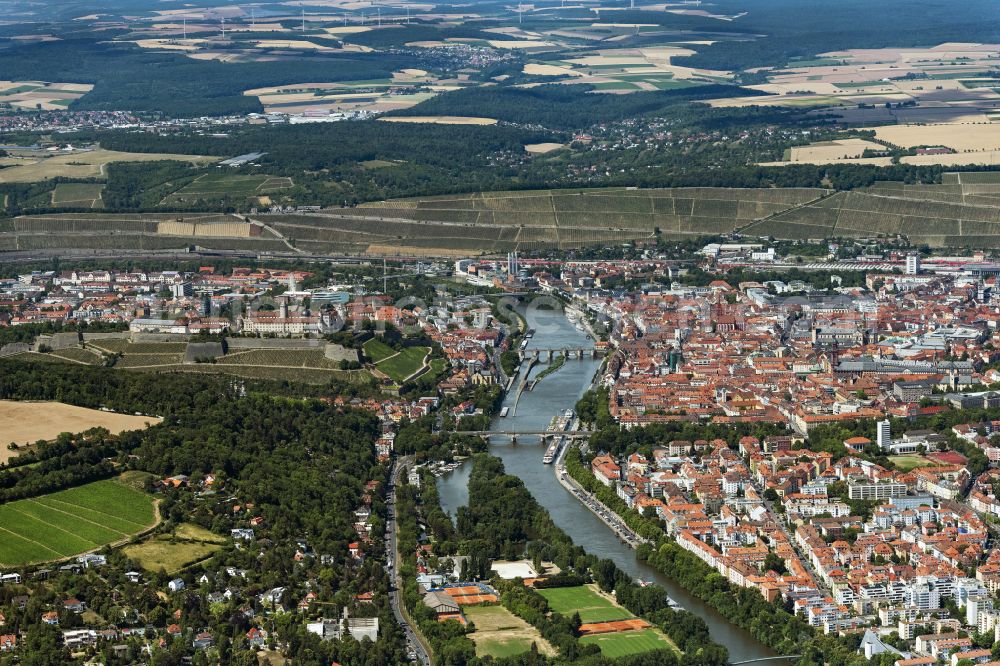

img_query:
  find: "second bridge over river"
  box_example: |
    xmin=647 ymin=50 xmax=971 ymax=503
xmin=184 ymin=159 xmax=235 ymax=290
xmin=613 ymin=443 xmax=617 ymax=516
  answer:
xmin=519 ymin=347 xmax=605 ymax=361
xmin=452 ymin=430 xmax=593 ymax=444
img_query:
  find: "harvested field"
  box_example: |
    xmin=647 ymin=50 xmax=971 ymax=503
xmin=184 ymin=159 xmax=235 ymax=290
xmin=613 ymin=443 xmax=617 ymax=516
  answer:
xmin=788 ymin=138 xmax=885 ymax=163
xmin=0 ymin=400 xmax=161 ymax=459
xmin=901 ymin=151 xmax=1000 ymax=166
xmin=0 ymin=149 xmax=216 ymax=183
xmin=525 ymin=143 xmax=565 ymax=154
xmin=873 ymin=123 xmax=1000 ymax=152
xmin=0 ymin=478 xmax=157 ymax=566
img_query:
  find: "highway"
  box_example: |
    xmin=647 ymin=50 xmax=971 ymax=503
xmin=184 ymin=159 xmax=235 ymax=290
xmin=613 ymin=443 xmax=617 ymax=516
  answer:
xmin=386 ymin=456 xmax=432 ymax=666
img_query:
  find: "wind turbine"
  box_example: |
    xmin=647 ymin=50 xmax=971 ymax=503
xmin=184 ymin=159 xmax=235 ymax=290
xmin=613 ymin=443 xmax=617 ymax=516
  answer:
xmin=377 ymin=7 xmax=381 ymax=26
xmin=182 ymin=17 xmax=187 ymax=39
xmin=220 ymin=16 xmax=226 ymax=38
xmin=301 ymin=8 xmax=306 ymax=31
xmin=250 ymin=7 xmax=256 ymax=28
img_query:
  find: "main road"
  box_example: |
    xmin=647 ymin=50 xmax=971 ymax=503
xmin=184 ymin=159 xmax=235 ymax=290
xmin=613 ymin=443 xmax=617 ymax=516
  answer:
xmin=386 ymin=456 xmax=431 ymax=665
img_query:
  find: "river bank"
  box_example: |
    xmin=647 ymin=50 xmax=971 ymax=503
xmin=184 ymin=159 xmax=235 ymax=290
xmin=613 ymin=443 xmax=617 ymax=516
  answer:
xmin=436 ymin=304 xmax=779 ymax=662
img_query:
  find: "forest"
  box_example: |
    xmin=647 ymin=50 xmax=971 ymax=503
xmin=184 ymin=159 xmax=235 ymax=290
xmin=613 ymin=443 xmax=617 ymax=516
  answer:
xmin=0 ymin=360 xmax=409 ymax=665
xmin=386 ymin=84 xmax=762 ymax=132
xmin=0 ymin=38 xmax=406 ymax=117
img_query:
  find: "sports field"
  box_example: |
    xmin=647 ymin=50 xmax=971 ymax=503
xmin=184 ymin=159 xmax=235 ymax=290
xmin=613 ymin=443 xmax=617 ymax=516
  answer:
xmin=580 ymin=628 xmax=677 ymax=657
xmin=0 ymin=478 xmax=157 ymax=565
xmin=889 ymin=455 xmax=934 ymax=472
xmin=538 ymin=585 xmax=633 ymax=623
xmin=464 ymin=605 xmax=555 ymax=658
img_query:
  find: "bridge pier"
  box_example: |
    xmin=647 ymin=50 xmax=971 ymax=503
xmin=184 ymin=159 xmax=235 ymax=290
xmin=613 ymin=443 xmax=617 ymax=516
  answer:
xmin=510 ymin=434 xmax=517 ymax=445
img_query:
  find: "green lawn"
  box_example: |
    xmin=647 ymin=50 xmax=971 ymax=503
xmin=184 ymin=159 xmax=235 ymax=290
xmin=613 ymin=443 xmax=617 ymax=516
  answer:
xmin=581 ymin=629 xmax=678 ymax=658
xmin=538 ymin=585 xmax=633 ymax=623
xmin=363 ymin=338 xmax=397 ymax=363
xmin=123 ymin=523 xmax=224 ymax=574
xmin=376 ymin=345 xmax=429 ymax=382
xmin=0 ymin=478 xmax=157 ymax=565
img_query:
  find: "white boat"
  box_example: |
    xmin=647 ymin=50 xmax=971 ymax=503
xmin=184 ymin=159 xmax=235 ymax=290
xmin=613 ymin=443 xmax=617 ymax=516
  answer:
xmin=542 ymin=436 xmax=563 ymax=464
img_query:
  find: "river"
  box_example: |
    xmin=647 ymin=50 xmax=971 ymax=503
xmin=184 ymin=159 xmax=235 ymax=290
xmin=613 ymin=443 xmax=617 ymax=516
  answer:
xmin=436 ymin=303 xmax=779 ymax=663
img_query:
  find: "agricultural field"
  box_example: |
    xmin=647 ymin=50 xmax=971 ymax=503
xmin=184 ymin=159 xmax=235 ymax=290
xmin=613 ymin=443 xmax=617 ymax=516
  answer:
xmin=374 ymin=345 xmax=430 ymax=383
xmin=0 ymin=148 xmax=217 ymax=183
xmin=0 ymin=80 xmax=92 ymax=110
xmin=170 ymin=364 xmax=371 ymax=385
xmin=363 ymin=338 xmax=397 ymax=363
xmin=2 ymin=187 xmax=831 ymax=255
xmin=712 ymin=42 xmax=1000 ymax=113
xmin=464 ymin=605 xmax=555 ymax=659
xmin=538 ymin=585 xmax=633 ymax=624
xmin=739 ymin=184 xmax=1000 ymax=247
xmin=580 ymin=628 xmax=678 ymax=658
xmin=873 ymin=123 xmax=1000 ymax=153
xmin=0 ymin=478 xmax=157 ymax=566
xmin=47 ymin=347 xmax=104 ymax=365
xmin=244 ymin=70 xmax=455 ymax=115
xmin=160 ymin=173 xmax=293 ymax=205
xmin=15 ymin=178 xmax=1000 ymax=253
xmin=216 ymin=348 xmax=345 ymax=370
xmin=123 ymin=523 xmax=225 ymax=574
xmin=523 ymin=46 xmax=720 ymax=92
xmin=51 ymin=182 xmax=104 ymax=208
xmin=0 ymin=400 xmax=161 ymax=461
xmin=260 ymin=186 xmax=826 ymax=254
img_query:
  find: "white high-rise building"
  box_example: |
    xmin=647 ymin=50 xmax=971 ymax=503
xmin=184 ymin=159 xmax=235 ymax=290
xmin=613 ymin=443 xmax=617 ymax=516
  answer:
xmin=906 ymin=252 xmax=920 ymax=275
xmin=506 ymin=251 xmax=519 ymax=276
xmin=877 ymin=420 xmax=892 ymax=451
